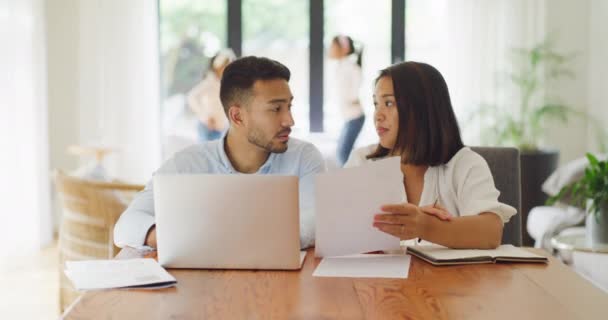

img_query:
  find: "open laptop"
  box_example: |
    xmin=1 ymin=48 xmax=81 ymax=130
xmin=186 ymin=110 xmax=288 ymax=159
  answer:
xmin=153 ymin=174 xmax=305 ymax=270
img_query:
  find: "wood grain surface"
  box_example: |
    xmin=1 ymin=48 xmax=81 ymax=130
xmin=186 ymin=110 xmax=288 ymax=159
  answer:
xmin=62 ymin=248 xmax=607 ymax=320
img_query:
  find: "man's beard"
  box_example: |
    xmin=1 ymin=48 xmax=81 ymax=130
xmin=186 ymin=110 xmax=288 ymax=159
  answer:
xmin=247 ymin=126 xmax=290 ymax=153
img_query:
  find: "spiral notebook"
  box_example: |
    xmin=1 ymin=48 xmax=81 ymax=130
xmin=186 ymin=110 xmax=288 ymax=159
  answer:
xmin=406 ymin=244 xmax=548 ymax=266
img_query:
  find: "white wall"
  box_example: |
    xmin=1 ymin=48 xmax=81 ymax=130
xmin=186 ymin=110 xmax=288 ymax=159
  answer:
xmin=1 ymin=0 xmax=52 ymax=254
xmin=76 ymin=0 xmax=161 ymax=184
xmin=587 ymin=0 xmax=608 ymax=153
xmin=543 ymin=0 xmax=590 ymax=165
xmin=46 ymin=0 xmax=80 ymax=235
xmin=45 ymin=0 xmax=161 ymax=234
xmin=46 ymin=0 xmax=80 ymax=173
xmin=542 ymin=0 xmax=608 ymax=163
xmin=45 ymin=0 xmax=161 ymax=182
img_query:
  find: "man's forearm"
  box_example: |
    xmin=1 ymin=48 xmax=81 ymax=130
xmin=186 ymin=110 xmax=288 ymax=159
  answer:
xmin=113 ymin=187 xmax=156 ymax=248
xmin=421 ymin=213 xmax=503 ymax=249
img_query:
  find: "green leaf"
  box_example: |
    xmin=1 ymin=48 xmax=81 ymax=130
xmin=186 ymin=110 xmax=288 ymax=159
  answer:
xmin=532 ymin=105 xmax=571 ymax=124
xmin=587 ymin=153 xmax=599 ymax=169
xmin=555 ymin=154 xmax=608 ymax=213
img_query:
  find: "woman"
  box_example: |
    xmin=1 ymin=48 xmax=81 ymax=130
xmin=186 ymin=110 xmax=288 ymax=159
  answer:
xmin=345 ymin=61 xmax=516 ymax=249
xmin=188 ymin=48 xmax=236 ymax=142
xmin=328 ymin=35 xmax=365 ymax=166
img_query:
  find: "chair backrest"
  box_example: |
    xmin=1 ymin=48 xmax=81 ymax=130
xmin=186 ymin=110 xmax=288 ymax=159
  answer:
xmin=470 ymin=147 xmax=523 ymax=246
xmin=54 ymin=170 xmax=144 ymax=311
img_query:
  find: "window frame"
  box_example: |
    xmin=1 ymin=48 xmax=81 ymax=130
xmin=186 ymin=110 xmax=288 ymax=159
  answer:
xmin=159 ymin=0 xmax=406 ymax=133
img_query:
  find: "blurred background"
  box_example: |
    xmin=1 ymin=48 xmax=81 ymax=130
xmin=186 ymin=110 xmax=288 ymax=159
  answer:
xmin=1 ymin=0 xmax=607 ymax=318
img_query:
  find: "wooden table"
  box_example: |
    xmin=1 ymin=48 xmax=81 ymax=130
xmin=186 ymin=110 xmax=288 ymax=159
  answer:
xmin=62 ymin=248 xmax=607 ymax=319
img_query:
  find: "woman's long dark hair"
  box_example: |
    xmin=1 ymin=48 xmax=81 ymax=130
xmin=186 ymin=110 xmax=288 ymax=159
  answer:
xmin=368 ymin=61 xmax=464 ymax=166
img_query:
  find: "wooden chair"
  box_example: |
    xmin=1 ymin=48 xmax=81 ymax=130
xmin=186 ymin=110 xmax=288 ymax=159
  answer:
xmin=54 ymin=170 xmax=144 ymax=311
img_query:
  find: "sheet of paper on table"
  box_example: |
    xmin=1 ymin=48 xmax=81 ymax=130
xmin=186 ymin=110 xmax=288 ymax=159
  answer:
xmin=313 ymin=254 xmax=411 ymax=279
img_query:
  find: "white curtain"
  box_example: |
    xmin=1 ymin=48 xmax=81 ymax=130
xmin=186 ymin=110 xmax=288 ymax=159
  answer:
xmin=0 ymin=0 xmax=52 ymax=256
xmin=587 ymin=0 xmax=608 ymax=153
xmin=406 ymin=0 xmax=547 ymax=145
xmin=77 ymin=0 xmax=161 ymax=183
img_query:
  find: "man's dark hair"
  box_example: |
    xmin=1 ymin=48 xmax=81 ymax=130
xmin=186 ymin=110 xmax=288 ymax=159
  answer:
xmin=219 ymin=56 xmax=291 ymax=116
xmin=368 ymin=61 xmax=464 ymax=166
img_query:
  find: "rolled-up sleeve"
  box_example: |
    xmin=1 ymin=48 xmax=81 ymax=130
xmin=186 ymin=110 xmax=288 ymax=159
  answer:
xmin=298 ymin=144 xmax=327 ymax=249
xmin=113 ymin=158 xmax=179 ymax=248
xmin=455 ymin=153 xmax=517 ymax=224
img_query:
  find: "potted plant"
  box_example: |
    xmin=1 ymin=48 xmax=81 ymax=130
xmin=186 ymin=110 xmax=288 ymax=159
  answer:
xmin=547 ymin=153 xmax=608 ymax=248
xmin=469 ymin=38 xmax=579 ymax=245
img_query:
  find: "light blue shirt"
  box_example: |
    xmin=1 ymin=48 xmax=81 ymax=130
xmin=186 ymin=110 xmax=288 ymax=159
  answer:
xmin=113 ymin=136 xmax=326 ymax=249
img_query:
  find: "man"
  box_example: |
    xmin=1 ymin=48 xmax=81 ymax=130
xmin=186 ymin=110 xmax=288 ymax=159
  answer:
xmin=114 ymin=56 xmax=326 ymax=249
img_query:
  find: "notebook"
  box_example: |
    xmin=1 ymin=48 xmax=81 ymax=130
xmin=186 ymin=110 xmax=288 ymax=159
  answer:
xmin=65 ymin=258 xmax=177 ymax=291
xmin=406 ymin=244 xmax=548 ymax=266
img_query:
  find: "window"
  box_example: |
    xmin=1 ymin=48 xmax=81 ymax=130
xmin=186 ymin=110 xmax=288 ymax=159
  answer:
xmin=158 ymin=0 xmax=406 ymax=155
xmin=242 ymin=0 xmax=310 ymax=134
xmin=159 ymin=1 xmax=227 ymax=143
xmin=324 ymin=0 xmax=392 ymax=146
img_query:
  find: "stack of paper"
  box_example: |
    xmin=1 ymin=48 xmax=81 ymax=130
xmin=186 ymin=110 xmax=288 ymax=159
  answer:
xmin=65 ymin=258 xmax=177 ymax=291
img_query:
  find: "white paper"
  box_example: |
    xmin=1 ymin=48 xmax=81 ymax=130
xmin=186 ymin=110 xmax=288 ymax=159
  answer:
xmin=313 ymin=254 xmax=411 ymax=279
xmin=65 ymin=258 xmax=176 ymax=291
xmin=315 ymin=157 xmax=404 ymax=257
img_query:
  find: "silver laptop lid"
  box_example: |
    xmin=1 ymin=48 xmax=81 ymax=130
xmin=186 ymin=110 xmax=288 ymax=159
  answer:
xmin=154 ymin=174 xmax=301 ymax=270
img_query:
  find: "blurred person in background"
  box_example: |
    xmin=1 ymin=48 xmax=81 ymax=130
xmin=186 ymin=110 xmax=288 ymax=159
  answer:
xmin=188 ymin=48 xmax=237 ymax=142
xmin=328 ymin=35 xmax=365 ymax=166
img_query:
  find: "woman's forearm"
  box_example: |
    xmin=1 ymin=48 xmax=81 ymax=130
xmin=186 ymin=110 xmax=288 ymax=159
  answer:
xmin=421 ymin=212 xmax=503 ymax=249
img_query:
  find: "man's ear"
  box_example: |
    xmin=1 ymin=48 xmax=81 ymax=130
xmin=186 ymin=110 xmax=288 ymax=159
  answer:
xmin=228 ymin=105 xmax=244 ymax=127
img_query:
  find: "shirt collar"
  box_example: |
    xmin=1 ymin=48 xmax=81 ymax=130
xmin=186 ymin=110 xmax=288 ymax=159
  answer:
xmin=442 ymin=147 xmax=469 ymax=169
xmin=216 ymin=133 xmax=277 ymax=174
xmin=258 ymin=153 xmax=276 ymax=174
xmin=217 ymin=133 xmax=236 ymax=173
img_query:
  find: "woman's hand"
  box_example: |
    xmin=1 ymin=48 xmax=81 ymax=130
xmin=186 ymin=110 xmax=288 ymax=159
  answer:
xmin=420 ymin=203 xmax=453 ymax=221
xmin=373 ymin=203 xmax=452 ymax=240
